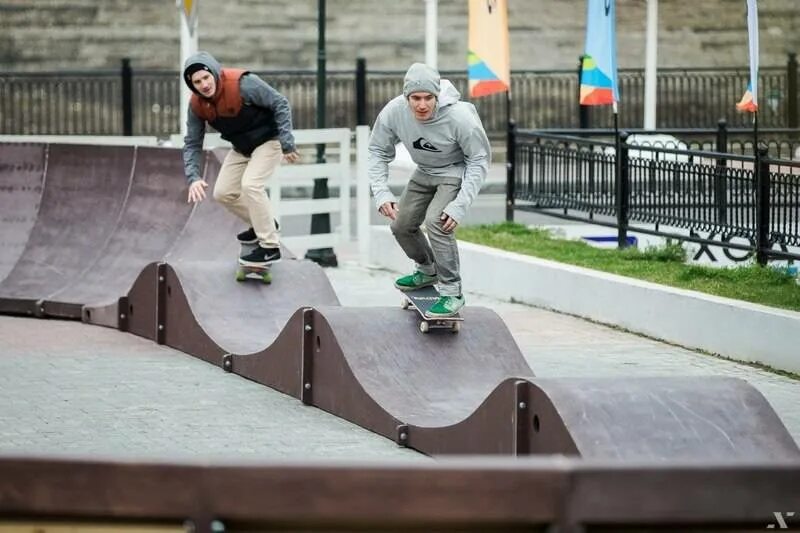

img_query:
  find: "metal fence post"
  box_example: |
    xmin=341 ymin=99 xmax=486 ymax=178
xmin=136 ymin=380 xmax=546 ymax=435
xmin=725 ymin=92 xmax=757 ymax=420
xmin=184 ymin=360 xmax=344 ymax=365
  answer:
xmin=355 ymin=57 xmax=367 ymax=126
xmin=788 ymin=52 xmax=798 ymax=129
xmin=616 ymin=131 xmax=630 ymax=248
xmin=506 ymin=119 xmax=517 ymax=222
xmin=755 ymin=145 xmax=770 ymax=266
xmin=306 ymin=0 xmax=338 ymax=267
xmin=121 ymin=58 xmax=133 ymax=136
xmin=714 ymin=119 xmax=728 ymax=224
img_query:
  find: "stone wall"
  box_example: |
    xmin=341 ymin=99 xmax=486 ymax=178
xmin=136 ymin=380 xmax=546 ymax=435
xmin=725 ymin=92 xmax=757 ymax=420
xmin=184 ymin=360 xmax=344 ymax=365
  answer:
xmin=1 ymin=0 xmax=798 ymax=72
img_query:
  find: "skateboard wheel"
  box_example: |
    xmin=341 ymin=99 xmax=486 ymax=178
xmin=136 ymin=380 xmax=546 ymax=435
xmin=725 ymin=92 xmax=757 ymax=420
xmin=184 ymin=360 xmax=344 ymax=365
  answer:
xmin=261 ymin=272 xmax=272 ymax=284
xmin=235 ymin=269 xmax=246 ymax=282
xmin=451 ymin=322 xmax=461 ymax=333
xmin=419 ymin=321 xmax=430 ymax=333
xmin=401 ymin=298 xmax=410 ymax=310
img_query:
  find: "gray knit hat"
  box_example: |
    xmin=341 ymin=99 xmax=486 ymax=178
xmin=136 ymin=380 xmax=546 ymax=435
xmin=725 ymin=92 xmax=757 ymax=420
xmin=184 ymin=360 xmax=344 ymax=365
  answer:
xmin=403 ymin=63 xmax=440 ymax=98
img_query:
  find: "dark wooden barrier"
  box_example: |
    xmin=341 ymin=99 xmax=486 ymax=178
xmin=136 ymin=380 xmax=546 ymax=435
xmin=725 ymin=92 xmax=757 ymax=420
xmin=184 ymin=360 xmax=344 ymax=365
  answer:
xmin=0 ymin=456 xmax=798 ymax=532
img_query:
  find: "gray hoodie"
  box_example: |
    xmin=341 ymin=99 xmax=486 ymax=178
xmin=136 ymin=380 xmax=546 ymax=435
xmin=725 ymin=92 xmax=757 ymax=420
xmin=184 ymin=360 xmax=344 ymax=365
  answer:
xmin=368 ymin=63 xmax=491 ymax=223
xmin=182 ymin=51 xmax=296 ymax=184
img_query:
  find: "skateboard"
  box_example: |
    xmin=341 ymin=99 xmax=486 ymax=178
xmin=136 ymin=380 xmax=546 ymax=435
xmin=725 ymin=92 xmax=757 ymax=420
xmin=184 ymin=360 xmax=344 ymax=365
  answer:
xmin=235 ymin=264 xmax=272 ymax=284
xmin=235 ymin=243 xmax=272 ymax=284
xmin=398 ymin=285 xmax=462 ymax=334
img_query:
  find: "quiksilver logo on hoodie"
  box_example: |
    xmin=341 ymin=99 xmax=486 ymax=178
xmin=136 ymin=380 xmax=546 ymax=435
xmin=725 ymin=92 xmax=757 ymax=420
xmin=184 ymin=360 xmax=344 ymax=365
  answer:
xmin=412 ymin=137 xmax=441 ymax=152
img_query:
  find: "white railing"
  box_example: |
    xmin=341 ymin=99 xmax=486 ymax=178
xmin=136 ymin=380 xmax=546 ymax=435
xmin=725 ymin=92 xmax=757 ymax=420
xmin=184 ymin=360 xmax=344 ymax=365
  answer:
xmin=270 ymin=128 xmax=351 ymax=255
xmin=173 ymin=128 xmax=353 ymax=257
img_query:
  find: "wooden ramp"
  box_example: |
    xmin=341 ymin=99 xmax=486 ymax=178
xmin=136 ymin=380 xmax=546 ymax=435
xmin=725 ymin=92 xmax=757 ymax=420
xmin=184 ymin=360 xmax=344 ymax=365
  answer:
xmin=0 ymin=141 xmax=797 ymax=461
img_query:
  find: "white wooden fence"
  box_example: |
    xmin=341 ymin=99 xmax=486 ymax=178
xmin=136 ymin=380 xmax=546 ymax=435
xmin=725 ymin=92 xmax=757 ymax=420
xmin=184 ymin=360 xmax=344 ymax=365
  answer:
xmin=175 ymin=128 xmax=354 ymax=257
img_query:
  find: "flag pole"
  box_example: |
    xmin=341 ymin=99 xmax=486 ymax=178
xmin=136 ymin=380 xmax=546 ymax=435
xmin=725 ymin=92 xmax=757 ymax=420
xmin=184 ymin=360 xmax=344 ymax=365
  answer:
xmin=613 ymin=100 xmax=627 ymax=249
xmin=506 ymin=89 xmax=511 ymax=136
xmin=753 ymin=109 xmax=759 ymax=155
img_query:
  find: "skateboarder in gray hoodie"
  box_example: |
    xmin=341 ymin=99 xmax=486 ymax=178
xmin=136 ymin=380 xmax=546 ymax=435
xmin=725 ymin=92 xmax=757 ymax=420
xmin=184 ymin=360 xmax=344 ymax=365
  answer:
xmin=181 ymin=51 xmax=299 ymax=267
xmin=369 ymin=63 xmax=491 ymax=317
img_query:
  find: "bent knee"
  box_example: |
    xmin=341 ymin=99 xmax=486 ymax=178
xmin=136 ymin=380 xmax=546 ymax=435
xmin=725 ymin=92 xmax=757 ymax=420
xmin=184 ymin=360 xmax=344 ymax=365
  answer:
xmin=424 ymin=217 xmax=446 ymax=235
xmin=213 ymin=188 xmax=237 ymax=204
xmin=390 ymin=218 xmax=420 ymax=235
xmin=241 ymin=183 xmax=268 ymax=200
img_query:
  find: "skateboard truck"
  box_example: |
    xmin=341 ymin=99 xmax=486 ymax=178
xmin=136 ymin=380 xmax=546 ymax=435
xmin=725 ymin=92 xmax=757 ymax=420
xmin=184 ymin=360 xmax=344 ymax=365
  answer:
xmin=235 ymin=265 xmax=272 ymax=284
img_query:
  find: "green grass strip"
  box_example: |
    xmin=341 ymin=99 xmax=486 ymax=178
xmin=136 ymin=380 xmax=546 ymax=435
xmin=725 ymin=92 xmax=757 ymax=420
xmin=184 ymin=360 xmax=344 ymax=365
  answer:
xmin=457 ymin=222 xmax=800 ymax=313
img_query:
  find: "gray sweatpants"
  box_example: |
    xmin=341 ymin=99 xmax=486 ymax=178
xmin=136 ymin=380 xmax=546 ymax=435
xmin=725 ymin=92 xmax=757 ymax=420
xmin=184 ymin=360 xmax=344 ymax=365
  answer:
xmin=390 ymin=170 xmax=462 ymax=296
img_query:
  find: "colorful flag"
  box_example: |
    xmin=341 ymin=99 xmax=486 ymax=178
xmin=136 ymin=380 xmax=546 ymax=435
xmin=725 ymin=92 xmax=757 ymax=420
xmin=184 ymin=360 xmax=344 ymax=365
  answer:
xmin=180 ymin=0 xmax=198 ymax=37
xmin=736 ymin=0 xmax=759 ymax=112
xmin=579 ymin=0 xmax=619 ymax=106
xmin=468 ymin=0 xmax=510 ymax=98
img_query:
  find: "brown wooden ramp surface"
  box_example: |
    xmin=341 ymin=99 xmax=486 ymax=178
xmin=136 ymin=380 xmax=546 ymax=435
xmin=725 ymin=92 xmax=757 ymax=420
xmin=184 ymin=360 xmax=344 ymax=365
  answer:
xmin=0 ymin=142 xmax=797 ymax=461
xmin=0 ymin=144 xmax=134 ymax=316
xmin=44 ymin=146 xmax=196 ymax=318
xmin=228 ymin=304 xmax=798 ymax=459
xmin=0 ymin=144 xmax=200 ymax=319
xmin=522 ymin=377 xmax=800 ymax=460
xmin=0 ymin=143 xmax=46 ymax=283
xmin=121 ymin=147 xmax=340 ymax=360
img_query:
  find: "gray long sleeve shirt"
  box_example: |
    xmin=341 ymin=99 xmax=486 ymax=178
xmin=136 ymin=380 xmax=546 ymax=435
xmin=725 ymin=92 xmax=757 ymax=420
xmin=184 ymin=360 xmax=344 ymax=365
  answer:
xmin=367 ymin=80 xmax=491 ymax=223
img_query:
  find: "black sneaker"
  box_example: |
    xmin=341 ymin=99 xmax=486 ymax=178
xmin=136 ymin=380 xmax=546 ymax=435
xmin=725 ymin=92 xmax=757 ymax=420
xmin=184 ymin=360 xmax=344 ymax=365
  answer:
xmin=237 ymin=221 xmax=280 ymax=244
xmin=237 ymin=227 xmax=258 ymax=244
xmin=239 ymin=246 xmax=281 ymax=266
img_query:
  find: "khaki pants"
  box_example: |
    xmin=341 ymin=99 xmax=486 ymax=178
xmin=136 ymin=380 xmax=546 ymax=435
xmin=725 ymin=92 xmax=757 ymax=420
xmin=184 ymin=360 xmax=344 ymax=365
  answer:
xmin=213 ymin=140 xmax=282 ymax=247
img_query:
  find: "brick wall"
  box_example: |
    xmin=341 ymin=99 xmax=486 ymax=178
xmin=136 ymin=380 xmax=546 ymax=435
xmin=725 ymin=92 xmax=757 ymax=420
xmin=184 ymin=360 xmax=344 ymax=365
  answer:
xmin=1 ymin=0 xmax=798 ymax=71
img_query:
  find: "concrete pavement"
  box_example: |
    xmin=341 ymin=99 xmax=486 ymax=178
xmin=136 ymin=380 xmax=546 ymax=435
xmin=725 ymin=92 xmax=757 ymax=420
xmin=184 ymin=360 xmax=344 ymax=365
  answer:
xmin=0 ymin=316 xmax=424 ymax=461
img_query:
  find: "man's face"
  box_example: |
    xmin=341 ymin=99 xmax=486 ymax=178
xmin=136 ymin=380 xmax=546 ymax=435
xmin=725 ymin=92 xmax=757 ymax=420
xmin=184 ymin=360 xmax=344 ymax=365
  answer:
xmin=191 ymin=70 xmax=216 ymax=98
xmin=408 ymin=92 xmax=436 ymax=121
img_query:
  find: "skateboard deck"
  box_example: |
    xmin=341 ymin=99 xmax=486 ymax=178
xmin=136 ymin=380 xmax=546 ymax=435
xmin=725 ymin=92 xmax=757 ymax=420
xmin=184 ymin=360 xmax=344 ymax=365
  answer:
xmin=235 ymin=264 xmax=272 ymax=284
xmin=398 ymin=285 xmax=462 ymax=333
xmin=235 ymin=243 xmax=272 ymax=284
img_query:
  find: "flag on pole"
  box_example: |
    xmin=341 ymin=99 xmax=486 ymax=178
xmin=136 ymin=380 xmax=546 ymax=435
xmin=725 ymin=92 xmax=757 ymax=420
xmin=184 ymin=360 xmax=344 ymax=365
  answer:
xmin=579 ymin=0 xmax=619 ymax=106
xmin=468 ymin=0 xmax=510 ymax=98
xmin=736 ymin=0 xmax=759 ymax=112
xmin=179 ymin=0 xmax=198 ymax=37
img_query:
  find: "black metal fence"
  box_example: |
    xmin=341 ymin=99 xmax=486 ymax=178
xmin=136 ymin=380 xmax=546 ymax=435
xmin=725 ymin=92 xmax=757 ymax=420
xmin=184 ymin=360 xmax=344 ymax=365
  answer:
xmin=1 ymin=55 xmax=797 ymax=136
xmin=540 ymin=121 xmax=800 ymax=159
xmin=508 ymin=126 xmax=800 ymax=264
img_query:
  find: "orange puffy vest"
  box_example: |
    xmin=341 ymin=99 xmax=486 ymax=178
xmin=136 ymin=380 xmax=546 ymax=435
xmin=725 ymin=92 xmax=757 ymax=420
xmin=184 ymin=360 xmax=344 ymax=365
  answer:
xmin=189 ymin=68 xmax=247 ymax=122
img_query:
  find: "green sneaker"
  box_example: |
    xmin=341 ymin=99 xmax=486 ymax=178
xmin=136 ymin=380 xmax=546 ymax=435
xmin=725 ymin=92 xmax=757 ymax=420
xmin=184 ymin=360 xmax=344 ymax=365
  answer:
xmin=426 ymin=295 xmax=465 ymax=317
xmin=394 ymin=270 xmax=437 ymax=291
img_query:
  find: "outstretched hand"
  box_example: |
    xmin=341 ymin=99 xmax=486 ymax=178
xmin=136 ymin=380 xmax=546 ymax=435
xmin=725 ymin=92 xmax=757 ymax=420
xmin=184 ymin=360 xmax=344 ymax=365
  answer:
xmin=440 ymin=213 xmax=458 ymax=233
xmin=187 ymin=180 xmax=208 ymax=203
xmin=379 ymin=201 xmax=399 ymax=220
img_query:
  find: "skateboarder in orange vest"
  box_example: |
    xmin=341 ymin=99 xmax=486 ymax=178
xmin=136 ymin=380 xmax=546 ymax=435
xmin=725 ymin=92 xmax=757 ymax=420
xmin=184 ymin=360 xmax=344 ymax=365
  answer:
xmin=368 ymin=63 xmax=491 ymax=317
xmin=181 ymin=51 xmax=299 ymax=266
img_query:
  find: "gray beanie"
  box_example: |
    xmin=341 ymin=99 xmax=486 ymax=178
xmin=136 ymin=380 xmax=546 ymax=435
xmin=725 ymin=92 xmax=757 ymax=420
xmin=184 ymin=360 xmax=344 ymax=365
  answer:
xmin=403 ymin=63 xmax=440 ymax=98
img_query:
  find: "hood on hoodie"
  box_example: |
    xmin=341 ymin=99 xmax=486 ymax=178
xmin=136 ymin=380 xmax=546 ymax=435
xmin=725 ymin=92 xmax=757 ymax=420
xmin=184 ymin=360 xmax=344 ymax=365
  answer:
xmin=403 ymin=63 xmax=440 ymax=98
xmin=183 ymin=51 xmax=222 ymax=96
xmin=402 ymin=62 xmax=461 ymax=120
xmin=436 ymin=79 xmax=461 ymax=108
